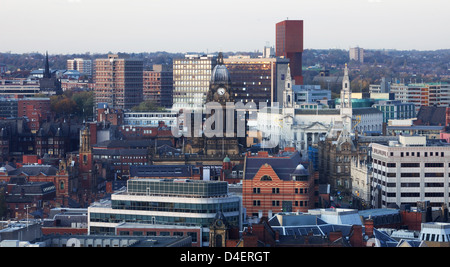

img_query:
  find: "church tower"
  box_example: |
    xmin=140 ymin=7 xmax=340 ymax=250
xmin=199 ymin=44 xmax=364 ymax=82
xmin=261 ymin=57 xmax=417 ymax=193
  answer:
xmin=340 ymin=63 xmax=352 ymax=131
xmin=204 ymin=52 xmax=240 ymax=156
xmin=209 ymin=211 xmax=230 ymax=247
xmin=283 ymin=65 xmax=294 ymax=108
xmin=79 ymin=126 xmax=95 ymax=192
xmin=44 ymin=51 xmax=51 ymax=79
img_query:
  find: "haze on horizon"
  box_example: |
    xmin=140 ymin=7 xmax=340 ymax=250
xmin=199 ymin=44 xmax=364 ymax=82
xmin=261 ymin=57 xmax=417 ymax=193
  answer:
xmin=2 ymin=0 xmax=450 ymax=54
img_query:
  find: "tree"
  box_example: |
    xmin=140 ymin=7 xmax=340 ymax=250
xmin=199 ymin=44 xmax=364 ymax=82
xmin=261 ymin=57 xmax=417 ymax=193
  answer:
xmin=131 ymin=101 xmax=166 ymax=112
xmin=72 ymin=91 xmax=94 ymax=118
xmin=50 ymin=95 xmax=77 ymax=116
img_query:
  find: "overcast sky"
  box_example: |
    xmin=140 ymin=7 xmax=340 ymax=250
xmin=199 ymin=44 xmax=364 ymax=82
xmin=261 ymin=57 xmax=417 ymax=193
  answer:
xmin=2 ymin=0 xmax=450 ymax=54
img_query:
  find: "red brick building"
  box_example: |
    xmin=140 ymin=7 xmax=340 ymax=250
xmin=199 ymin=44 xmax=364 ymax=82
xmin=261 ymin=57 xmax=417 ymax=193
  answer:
xmin=143 ymin=64 xmax=173 ymax=108
xmin=242 ymin=149 xmax=317 ymax=219
xmin=96 ymin=104 xmax=124 ymax=126
xmin=276 ymin=20 xmax=304 ymax=85
xmin=0 ymin=164 xmax=71 ymax=207
xmin=17 ymin=97 xmax=51 ymax=132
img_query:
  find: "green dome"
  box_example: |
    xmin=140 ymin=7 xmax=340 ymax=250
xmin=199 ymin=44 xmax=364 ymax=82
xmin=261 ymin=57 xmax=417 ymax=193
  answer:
xmin=223 ymin=156 xmax=231 ymax=163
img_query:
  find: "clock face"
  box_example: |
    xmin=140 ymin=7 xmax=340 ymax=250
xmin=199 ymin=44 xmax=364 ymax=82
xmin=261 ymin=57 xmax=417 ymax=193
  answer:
xmin=217 ymin=88 xmax=226 ymax=96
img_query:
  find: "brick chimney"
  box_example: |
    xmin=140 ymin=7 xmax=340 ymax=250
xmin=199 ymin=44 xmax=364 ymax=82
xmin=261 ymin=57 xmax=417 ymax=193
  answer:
xmin=349 ymin=224 xmax=363 ymax=247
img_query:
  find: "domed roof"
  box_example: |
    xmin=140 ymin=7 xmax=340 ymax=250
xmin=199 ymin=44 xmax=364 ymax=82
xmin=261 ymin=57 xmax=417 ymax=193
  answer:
xmin=292 ymin=164 xmax=308 ymax=176
xmin=223 ymin=155 xmax=231 ymax=163
xmin=211 ymin=52 xmax=231 ymax=85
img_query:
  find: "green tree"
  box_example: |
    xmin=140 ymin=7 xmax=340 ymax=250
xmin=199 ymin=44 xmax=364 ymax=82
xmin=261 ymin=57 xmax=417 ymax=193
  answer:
xmin=72 ymin=91 xmax=94 ymax=118
xmin=131 ymin=101 xmax=166 ymax=112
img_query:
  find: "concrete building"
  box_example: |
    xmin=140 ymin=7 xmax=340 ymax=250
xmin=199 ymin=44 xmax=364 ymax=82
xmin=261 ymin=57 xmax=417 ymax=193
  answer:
xmin=0 ymin=79 xmax=41 ymax=97
xmin=372 ymin=100 xmax=416 ymax=124
xmin=291 ymin=85 xmax=331 ymax=105
xmin=349 ymin=47 xmax=364 ymax=63
xmin=371 ymin=135 xmax=450 ymax=209
xmin=94 ymin=54 xmax=143 ymax=110
xmin=67 ymin=58 xmax=93 ymax=77
xmin=123 ymin=111 xmax=177 ymax=128
xmin=0 ymin=98 xmax=18 ymax=118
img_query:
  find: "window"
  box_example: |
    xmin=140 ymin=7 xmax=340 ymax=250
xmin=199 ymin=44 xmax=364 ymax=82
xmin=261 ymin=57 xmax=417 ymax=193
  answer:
xmin=425 ymin=163 xmax=444 ymax=168
xmin=253 ymin=188 xmax=261 ymax=194
xmin=260 ymin=175 xmax=272 ymax=181
xmin=272 ymin=188 xmax=280 ymax=194
xmin=401 ymin=163 xmax=420 ymax=167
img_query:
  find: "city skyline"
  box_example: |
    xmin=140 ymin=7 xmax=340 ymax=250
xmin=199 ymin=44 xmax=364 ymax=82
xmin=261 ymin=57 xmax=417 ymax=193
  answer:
xmin=2 ymin=0 xmax=450 ymax=54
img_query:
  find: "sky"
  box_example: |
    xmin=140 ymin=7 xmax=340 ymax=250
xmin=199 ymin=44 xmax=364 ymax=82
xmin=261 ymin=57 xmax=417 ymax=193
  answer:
xmin=2 ymin=0 xmax=450 ymax=54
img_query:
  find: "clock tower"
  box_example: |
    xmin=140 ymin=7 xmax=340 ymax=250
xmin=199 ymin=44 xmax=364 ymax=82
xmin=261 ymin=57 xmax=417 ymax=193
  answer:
xmin=204 ymin=52 xmax=240 ymax=156
xmin=206 ymin=52 xmax=233 ymax=104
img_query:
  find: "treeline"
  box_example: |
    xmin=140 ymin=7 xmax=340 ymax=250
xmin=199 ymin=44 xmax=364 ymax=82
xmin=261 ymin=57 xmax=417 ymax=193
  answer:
xmin=50 ymin=91 xmax=94 ymax=119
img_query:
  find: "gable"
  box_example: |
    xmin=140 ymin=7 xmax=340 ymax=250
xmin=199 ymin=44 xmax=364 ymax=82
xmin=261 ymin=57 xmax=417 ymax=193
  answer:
xmin=252 ymin=164 xmax=281 ymax=182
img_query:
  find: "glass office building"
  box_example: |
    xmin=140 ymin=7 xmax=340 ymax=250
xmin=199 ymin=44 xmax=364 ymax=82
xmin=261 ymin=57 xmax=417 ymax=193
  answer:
xmin=172 ymin=54 xmax=217 ymax=110
xmin=88 ymin=179 xmax=242 ymax=246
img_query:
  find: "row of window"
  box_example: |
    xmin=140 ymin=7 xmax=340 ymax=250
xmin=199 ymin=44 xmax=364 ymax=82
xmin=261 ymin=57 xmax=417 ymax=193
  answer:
xmin=252 ymin=200 xmax=308 ymax=207
xmin=373 ymin=177 xmax=450 ymax=187
xmin=375 ymin=160 xmax=448 ymax=167
xmin=111 ymin=200 xmax=240 ymax=214
xmin=252 ymin=187 xmax=309 ymax=194
xmin=385 ymin=193 xmax=449 ymax=198
xmin=118 ymin=230 xmax=198 ymax=242
xmin=90 ymin=212 xmax=239 ymax=229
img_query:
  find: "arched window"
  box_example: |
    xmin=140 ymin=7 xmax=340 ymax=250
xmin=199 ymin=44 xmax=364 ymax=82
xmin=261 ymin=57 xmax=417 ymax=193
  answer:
xmin=60 ymin=180 xmax=65 ymax=190
xmin=260 ymin=175 xmax=272 ymax=181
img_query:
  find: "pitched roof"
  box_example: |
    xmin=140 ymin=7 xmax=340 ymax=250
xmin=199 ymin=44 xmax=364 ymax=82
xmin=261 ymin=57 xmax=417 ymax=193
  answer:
xmin=244 ymin=151 xmax=307 ymax=181
xmin=415 ymin=106 xmax=448 ymax=126
xmin=9 ymin=165 xmax=58 ymax=176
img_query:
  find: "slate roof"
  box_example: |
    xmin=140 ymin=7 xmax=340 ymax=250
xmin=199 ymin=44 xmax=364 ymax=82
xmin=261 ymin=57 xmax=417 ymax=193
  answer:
xmin=244 ymin=151 xmax=307 ymax=180
xmin=94 ymin=139 xmax=172 ymax=149
xmin=415 ymin=105 xmax=447 ymax=126
xmin=9 ymin=165 xmax=59 ymax=176
xmin=93 ymin=148 xmax=148 ymax=156
xmin=6 ymin=182 xmax=56 ymax=203
xmin=130 ymin=165 xmax=197 ymax=178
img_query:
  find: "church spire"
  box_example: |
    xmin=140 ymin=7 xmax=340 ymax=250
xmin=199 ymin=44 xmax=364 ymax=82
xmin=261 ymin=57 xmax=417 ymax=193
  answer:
xmin=44 ymin=51 xmax=51 ymax=79
xmin=340 ymin=63 xmax=352 ymax=132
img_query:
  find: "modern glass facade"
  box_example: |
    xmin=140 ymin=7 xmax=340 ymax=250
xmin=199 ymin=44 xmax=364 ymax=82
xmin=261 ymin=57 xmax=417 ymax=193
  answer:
xmin=127 ymin=179 xmax=228 ymax=197
xmin=172 ymin=55 xmax=217 ymax=109
xmin=224 ymin=57 xmax=289 ymax=107
xmin=88 ymin=179 xmax=242 ymax=246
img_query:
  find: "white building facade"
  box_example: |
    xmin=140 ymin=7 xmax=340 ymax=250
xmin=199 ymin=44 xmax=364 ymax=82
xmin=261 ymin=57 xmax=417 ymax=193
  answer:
xmin=371 ymin=136 xmax=450 ymax=209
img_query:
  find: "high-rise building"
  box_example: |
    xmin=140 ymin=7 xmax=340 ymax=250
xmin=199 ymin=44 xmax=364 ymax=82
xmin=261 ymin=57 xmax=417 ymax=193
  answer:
xmin=224 ymin=56 xmax=289 ymax=106
xmin=276 ymin=20 xmax=304 ymax=85
xmin=143 ymin=64 xmax=173 ymax=108
xmin=371 ymin=135 xmax=450 ymax=209
xmin=67 ymin=58 xmax=93 ymax=77
xmin=349 ymin=47 xmax=364 ymax=63
xmin=94 ymin=54 xmax=143 ymax=110
xmin=172 ymin=54 xmax=217 ymax=110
